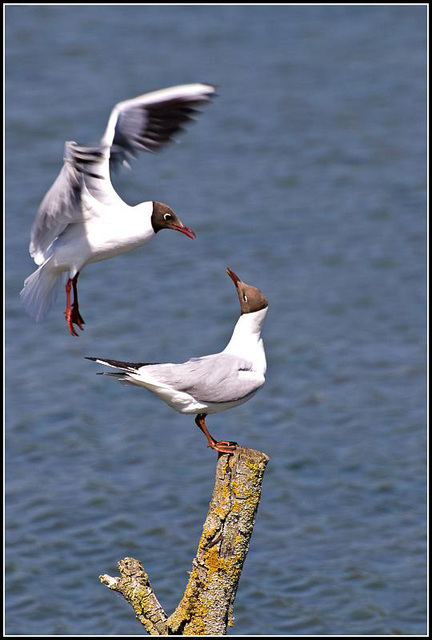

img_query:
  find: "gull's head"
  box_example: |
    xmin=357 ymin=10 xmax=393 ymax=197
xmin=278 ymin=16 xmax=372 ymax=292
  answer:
xmin=226 ymin=268 xmax=269 ymax=315
xmin=151 ymin=202 xmax=196 ymax=239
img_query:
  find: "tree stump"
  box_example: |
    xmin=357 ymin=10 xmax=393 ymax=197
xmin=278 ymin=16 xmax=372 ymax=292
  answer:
xmin=100 ymin=446 xmax=269 ymax=635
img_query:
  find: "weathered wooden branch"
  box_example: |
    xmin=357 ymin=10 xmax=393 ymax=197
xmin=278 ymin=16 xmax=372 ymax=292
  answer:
xmin=100 ymin=446 xmax=269 ymax=635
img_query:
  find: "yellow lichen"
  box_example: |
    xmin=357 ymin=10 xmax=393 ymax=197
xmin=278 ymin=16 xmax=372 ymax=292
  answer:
xmin=203 ymin=546 xmax=221 ymax=575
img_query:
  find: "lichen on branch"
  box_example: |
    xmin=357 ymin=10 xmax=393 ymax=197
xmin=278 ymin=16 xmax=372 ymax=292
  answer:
xmin=100 ymin=446 xmax=269 ymax=635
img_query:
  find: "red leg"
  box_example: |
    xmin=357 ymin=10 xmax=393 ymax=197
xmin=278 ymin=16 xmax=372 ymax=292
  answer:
xmin=64 ymin=273 xmax=84 ymax=336
xmin=65 ymin=279 xmax=78 ymax=336
xmin=71 ymin=273 xmax=85 ymax=329
xmin=195 ymin=414 xmax=238 ymax=454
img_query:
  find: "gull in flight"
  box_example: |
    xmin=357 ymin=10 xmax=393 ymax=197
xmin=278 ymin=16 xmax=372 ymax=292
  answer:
xmin=21 ymin=83 xmax=215 ymax=335
xmin=87 ymin=269 xmax=268 ymax=454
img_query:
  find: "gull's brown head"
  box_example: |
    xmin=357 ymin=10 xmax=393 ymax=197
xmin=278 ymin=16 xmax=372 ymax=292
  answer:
xmin=151 ymin=201 xmax=196 ymax=239
xmin=226 ymin=268 xmax=269 ymax=315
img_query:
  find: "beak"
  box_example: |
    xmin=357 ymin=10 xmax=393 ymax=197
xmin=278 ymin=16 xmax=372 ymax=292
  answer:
xmin=226 ymin=268 xmax=241 ymax=286
xmin=172 ymin=224 xmax=196 ymax=240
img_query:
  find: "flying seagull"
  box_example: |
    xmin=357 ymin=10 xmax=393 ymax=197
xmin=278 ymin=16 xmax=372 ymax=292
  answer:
xmin=21 ymin=83 xmax=215 ymax=336
xmin=86 ymin=268 xmax=268 ymax=454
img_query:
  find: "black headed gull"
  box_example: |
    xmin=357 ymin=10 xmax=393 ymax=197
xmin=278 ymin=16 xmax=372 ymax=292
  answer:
xmin=86 ymin=269 xmax=268 ymax=454
xmin=20 ymin=83 xmax=215 ymax=336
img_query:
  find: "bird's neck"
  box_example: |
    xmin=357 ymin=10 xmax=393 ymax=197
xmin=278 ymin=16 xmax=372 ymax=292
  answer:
xmin=132 ymin=201 xmax=154 ymax=222
xmin=122 ymin=201 xmax=155 ymax=240
xmin=223 ymin=307 xmax=268 ymax=368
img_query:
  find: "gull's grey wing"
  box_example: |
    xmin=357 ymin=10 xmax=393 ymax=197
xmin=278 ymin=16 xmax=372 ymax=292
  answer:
xmin=30 ymin=142 xmax=84 ymax=265
xmin=29 ymin=141 xmax=113 ymax=265
xmin=143 ymin=353 xmax=261 ymax=404
xmin=100 ymin=83 xmax=216 ymax=171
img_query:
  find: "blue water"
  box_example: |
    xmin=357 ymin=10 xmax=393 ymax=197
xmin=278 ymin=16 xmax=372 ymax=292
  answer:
xmin=5 ymin=5 xmax=427 ymax=636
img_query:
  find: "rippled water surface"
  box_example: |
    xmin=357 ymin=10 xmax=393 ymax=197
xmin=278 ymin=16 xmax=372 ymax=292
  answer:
xmin=6 ymin=5 xmax=427 ymax=636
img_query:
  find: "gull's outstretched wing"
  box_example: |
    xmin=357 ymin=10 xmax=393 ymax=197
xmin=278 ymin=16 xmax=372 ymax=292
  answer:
xmin=100 ymin=83 xmax=216 ymax=171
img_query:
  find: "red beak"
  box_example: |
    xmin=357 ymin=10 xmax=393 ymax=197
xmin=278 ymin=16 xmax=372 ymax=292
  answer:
xmin=226 ymin=268 xmax=241 ymax=285
xmin=172 ymin=224 xmax=196 ymax=240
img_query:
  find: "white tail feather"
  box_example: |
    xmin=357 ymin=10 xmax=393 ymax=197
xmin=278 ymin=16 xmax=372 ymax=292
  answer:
xmin=20 ymin=258 xmax=64 ymax=322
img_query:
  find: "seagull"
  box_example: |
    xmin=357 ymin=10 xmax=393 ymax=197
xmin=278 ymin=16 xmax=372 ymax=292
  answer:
xmin=86 ymin=268 xmax=268 ymax=454
xmin=20 ymin=83 xmax=215 ymax=336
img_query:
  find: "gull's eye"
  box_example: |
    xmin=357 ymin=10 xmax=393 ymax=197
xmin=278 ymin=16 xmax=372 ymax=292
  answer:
xmin=243 ymin=294 xmax=248 ymax=302
xmin=164 ymin=213 xmax=173 ymax=221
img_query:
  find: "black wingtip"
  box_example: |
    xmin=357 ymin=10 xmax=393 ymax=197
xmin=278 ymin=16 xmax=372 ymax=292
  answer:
xmin=85 ymin=357 xmax=97 ymax=361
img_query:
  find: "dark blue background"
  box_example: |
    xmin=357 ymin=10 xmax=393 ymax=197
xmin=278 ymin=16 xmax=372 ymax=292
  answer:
xmin=6 ymin=5 xmax=427 ymax=635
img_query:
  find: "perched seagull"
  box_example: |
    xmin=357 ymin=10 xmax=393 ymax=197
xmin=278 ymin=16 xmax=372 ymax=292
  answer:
xmin=20 ymin=83 xmax=215 ymax=336
xmin=86 ymin=268 xmax=268 ymax=454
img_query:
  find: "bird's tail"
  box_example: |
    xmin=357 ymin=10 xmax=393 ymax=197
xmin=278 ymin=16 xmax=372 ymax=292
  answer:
xmin=85 ymin=357 xmax=158 ymax=371
xmin=20 ymin=258 xmax=64 ymax=322
xmin=85 ymin=357 xmax=161 ymax=388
